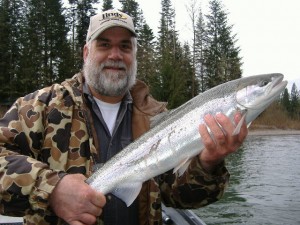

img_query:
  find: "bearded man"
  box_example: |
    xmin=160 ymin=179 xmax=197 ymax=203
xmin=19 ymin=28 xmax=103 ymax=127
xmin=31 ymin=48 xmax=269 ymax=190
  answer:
xmin=0 ymin=9 xmax=247 ymax=225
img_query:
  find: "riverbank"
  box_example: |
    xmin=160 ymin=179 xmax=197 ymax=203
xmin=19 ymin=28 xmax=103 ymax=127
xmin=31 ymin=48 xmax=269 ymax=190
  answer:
xmin=248 ymin=126 xmax=300 ymax=136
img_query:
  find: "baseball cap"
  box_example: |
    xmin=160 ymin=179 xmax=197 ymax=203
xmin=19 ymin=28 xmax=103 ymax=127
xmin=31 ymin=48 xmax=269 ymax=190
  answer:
xmin=86 ymin=9 xmax=136 ymax=43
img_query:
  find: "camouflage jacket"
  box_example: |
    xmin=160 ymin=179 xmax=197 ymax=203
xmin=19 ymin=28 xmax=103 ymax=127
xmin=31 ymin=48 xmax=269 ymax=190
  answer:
xmin=0 ymin=73 xmax=230 ymax=225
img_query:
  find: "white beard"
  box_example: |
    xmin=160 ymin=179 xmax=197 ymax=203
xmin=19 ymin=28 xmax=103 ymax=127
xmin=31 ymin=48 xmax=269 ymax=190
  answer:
xmin=83 ymin=56 xmax=137 ymax=97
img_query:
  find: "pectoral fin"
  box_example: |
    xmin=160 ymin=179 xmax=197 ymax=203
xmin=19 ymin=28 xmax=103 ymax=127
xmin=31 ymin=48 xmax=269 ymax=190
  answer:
xmin=173 ymin=158 xmax=192 ymax=176
xmin=232 ymin=113 xmax=246 ymax=135
xmin=111 ymin=182 xmax=142 ymax=206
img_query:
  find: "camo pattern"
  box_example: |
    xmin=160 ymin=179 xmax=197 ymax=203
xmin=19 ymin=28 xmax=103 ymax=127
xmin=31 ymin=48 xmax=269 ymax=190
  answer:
xmin=0 ymin=73 xmax=229 ymax=225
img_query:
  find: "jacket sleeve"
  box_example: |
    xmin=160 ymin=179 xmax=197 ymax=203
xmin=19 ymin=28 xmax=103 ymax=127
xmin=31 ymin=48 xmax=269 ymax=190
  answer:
xmin=0 ymin=92 xmax=65 ymax=217
xmin=158 ymin=156 xmax=230 ymax=209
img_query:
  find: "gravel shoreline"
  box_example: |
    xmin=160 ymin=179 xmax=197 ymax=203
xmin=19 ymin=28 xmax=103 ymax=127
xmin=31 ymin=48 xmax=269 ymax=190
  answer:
xmin=248 ymin=128 xmax=300 ymax=136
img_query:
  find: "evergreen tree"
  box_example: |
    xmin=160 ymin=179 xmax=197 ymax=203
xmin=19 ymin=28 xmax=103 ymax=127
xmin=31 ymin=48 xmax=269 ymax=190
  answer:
xmin=203 ymin=0 xmax=242 ymax=89
xmin=65 ymin=2 xmax=78 ymax=74
xmin=194 ymin=6 xmax=206 ymax=93
xmin=120 ymin=0 xmax=143 ymax=36
xmin=119 ymin=0 xmax=157 ymax=92
xmin=281 ymin=87 xmax=290 ymax=114
xmin=186 ymin=0 xmax=200 ymax=97
xmin=181 ymin=42 xmax=196 ymax=100
xmin=155 ymin=0 xmax=177 ymax=104
xmin=136 ymin=22 xmax=156 ymax=85
xmin=290 ymin=83 xmax=300 ymax=119
xmin=21 ymin=0 xmax=70 ymax=91
xmin=67 ymin=0 xmax=99 ymax=70
xmin=155 ymin=0 xmax=191 ymax=108
xmin=0 ymin=0 xmax=25 ymax=101
xmin=77 ymin=0 xmax=98 ymax=68
xmin=0 ymin=0 xmax=12 ymax=100
xmin=102 ymin=0 xmax=113 ymax=10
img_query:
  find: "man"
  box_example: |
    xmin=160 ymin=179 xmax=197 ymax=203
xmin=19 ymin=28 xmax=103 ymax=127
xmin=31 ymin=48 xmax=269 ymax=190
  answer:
xmin=0 ymin=9 xmax=248 ymax=225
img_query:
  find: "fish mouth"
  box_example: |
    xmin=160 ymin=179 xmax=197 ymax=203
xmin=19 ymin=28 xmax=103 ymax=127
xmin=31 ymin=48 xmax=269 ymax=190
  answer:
xmin=267 ymin=74 xmax=286 ymax=93
xmin=236 ymin=73 xmax=287 ymax=110
xmin=268 ymin=75 xmax=288 ymax=98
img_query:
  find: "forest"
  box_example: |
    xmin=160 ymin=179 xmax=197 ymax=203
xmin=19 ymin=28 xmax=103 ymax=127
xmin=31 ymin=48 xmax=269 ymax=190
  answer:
xmin=0 ymin=0 xmax=299 ymax=122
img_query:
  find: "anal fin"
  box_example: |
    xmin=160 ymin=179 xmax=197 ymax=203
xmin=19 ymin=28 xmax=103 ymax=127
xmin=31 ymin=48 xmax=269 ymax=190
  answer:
xmin=111 ymin=182 xmax=142 ymax=207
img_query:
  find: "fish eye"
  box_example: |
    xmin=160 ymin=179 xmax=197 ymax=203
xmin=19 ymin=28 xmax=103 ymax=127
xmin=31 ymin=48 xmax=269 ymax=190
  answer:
xmin=259 ymin=80 xmax=269 ymax=87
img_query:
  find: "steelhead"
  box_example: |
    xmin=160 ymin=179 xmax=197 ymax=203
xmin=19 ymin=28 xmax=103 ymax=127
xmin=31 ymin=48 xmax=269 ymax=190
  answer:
xmin=86 ymin=73 xmax=287 ymax=206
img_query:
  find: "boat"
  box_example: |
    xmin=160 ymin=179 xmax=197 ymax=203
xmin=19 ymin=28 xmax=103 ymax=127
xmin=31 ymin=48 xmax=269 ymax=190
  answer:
xmin=0 ymin=216 xmax=22 ymax=225
xmin=0 ymin=205 xmax=206 ymax=225
xmin=162 ymin=204 xmax=207 ymax=225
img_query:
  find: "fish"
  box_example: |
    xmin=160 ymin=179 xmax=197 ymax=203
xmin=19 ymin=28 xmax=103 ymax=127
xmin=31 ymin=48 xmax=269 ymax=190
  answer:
xmin=86 ymin=73 xmax=287 ymax=206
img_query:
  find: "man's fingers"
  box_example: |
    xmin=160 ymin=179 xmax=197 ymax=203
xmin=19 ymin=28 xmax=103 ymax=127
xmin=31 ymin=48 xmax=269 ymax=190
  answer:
xmin=201 ymin=112 xmax=247 ymax=150
xmin=199 ymin=123 xmax=216 ymax=150
xmin=215 ymin=113 xmax=236 ymax=135
xmin=49 ymin=174 xmax=106 ymax=225
xmin=203 ymin=114 xmax=227 ymax=145
xmin=68 ymin=213 xmax=96 ymax=225
xmin=90 ymin=192 xmax=106 ymax=208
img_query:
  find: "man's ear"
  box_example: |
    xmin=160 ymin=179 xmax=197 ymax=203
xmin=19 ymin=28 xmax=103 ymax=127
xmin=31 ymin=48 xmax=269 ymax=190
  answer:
xmin=83 ymin=44 xmax=89 ymax=62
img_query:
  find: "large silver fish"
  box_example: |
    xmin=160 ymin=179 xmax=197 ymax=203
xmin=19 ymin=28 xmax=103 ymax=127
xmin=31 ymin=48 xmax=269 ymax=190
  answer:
xmin=86 ymin=73 xmax=287 ymax=206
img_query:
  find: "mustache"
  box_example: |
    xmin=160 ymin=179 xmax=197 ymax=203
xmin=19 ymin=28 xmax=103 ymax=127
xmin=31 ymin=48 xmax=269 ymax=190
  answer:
xmin=100 ymin=60 xmax=127 ymax=70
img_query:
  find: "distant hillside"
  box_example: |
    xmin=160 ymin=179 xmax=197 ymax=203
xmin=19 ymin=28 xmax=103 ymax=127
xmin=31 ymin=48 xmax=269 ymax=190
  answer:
xmin=250 ymin=102 xmax=300 ymax=130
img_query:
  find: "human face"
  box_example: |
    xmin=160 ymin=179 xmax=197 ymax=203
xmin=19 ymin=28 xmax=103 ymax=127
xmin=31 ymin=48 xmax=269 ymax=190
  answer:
xmin=83 ymin=27 xmax=137 ymax=98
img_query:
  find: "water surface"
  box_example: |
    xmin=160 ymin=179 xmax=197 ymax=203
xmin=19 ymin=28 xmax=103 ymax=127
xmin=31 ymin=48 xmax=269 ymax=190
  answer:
xmin=195 ymin=134 xmax=300 ymax=225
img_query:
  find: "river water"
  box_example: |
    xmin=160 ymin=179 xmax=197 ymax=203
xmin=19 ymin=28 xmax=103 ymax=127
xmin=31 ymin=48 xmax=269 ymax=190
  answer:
xmin=195 ymin=134 xmax=300 ymax=225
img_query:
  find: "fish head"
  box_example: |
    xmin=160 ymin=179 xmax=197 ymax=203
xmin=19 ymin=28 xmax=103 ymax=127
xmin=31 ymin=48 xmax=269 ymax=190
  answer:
xmin=235 ymin=73 xmax=288 ymax=124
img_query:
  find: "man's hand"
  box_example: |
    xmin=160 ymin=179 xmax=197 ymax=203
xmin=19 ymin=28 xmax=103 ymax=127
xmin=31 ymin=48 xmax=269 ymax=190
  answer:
xmin=49 ymin=174 xmax=106 ymax=225
xmin=199 ymin=112 xmax=248 ymax=172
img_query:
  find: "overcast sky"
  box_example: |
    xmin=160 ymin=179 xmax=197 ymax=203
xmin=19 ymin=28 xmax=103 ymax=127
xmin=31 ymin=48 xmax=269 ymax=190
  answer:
xmin=113 ymin=0 xmax=300 ymax=90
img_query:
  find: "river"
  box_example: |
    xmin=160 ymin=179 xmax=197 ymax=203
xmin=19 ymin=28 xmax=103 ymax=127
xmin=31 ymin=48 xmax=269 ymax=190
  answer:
xmin=195 ymin=134 xmax=300 ymax=225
